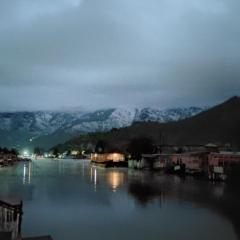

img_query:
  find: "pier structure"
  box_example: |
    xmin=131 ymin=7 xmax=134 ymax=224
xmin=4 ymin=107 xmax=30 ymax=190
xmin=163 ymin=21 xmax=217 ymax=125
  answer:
xmin=0 ymin=200 xmax=53 ymax=240
xmin=0 ymin=200 xmax=23 ymax=240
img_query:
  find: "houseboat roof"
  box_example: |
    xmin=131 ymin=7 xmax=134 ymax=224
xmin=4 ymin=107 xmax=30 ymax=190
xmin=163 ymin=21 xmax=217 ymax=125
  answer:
xmin=23 ymin=236 xmax=53 ymax=240
xmin=205 ymin=143 xmax=218 ymax=147
xmin=142 ymin=151 xmax=208 ymax=158
xmin=218 ymin=151 xmax=240 ymax=156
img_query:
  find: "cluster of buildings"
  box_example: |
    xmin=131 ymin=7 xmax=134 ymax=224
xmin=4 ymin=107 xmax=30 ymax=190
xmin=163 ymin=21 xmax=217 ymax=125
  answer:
xmin=91 ymin=144 xmax=240 ymax=181
xmin=133 ymin=146 xmax=240 ymax=181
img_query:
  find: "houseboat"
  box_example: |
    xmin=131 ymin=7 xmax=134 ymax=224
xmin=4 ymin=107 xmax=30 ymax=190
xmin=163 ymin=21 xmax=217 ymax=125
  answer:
xmin=90 ymin=153 xmax=127 ymax=168
xmin=134 ymin=152 xmax=208 ymax=175
xmin=208 ymin=152 xmax=240 ymax=181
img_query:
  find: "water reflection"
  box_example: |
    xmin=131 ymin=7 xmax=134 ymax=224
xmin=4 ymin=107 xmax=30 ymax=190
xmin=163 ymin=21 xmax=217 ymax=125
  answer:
xmin=106 ymin=172 xmax=124 ymax=192
xmin=23 ymin=162 xmax=32 ymax=185
xmin=127 ymin=173 xmax=240 ymax=239
xmin=89 ymin=167 xmax=125 ymax=192
xmin=23 ymin=164 xmax=26 ymax=185
xmin=0 ymin=160 xmax=239 ymax=240
xmin=0 ymin=162 xmax=34 ymax=202
xmin=94 ymin=168 xmax=97 ymax=191
xmin=128 ymin=181 xmax=162 ymax=206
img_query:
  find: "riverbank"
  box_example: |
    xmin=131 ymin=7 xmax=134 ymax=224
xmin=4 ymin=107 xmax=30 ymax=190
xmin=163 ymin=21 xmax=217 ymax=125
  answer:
xmin=0 ymin=157 xmax=31 ymax=168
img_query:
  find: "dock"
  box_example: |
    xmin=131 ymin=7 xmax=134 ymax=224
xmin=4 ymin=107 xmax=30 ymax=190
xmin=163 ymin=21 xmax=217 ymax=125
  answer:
xmin=0 ymin=199 xmax=53 ymax=240
xmin=23 ymin=236 xmax=53 ymax=240
xmin=0 ymin=232 xmax=12 ymax=240
xmin=0 ymin=232 xmax=53 ymax=240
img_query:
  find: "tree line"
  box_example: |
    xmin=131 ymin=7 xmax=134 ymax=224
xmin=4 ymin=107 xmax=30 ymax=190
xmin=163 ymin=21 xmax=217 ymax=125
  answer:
xmin=0 ymin=147 xmax=18 ymax=155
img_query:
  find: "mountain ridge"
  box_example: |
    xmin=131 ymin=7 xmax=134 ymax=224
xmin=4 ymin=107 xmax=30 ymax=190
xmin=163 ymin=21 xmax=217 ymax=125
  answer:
xmin=55 ymin=96 xmax=240 ymax=152
xmin=0 ymin=106 xmax=206 ymax=149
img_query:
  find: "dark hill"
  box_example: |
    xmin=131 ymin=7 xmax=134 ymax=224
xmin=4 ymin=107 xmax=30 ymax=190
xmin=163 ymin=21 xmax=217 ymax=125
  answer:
xmin=56 ymin=96 xmax=240 ymax=152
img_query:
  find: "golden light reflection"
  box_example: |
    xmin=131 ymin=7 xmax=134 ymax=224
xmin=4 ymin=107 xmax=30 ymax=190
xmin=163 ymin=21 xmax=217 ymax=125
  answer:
xmin=90 ymin=167 xmax=98 ymax=191
xmin=107 ymin=171 xmax=124 ymax=192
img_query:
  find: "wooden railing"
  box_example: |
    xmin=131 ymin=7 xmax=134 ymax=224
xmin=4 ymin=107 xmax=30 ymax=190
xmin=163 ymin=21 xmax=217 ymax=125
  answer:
xmin=0 ymin=200 xmax=23 ymax=240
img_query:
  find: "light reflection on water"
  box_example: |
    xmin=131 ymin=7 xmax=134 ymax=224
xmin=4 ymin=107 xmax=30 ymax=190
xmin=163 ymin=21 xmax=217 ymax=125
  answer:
xmin=0 ymin=159 xmax=239 ymax=240
xmin=23 ymin=162 xmax=32 ymax=185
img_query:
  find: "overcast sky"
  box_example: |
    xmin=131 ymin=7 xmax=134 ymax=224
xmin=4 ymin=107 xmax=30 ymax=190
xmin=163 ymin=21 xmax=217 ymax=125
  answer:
xmin=0 ymin=0 xmax=239 ymax=111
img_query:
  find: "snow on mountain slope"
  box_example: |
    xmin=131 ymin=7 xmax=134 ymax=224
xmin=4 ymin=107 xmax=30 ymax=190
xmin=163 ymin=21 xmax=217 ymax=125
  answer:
xmin=134 ymin=107 xmax=205 ymax=122
xmin=68 ymin=108 xmax=136 ymax=132
xmin=0 ymin=111 xmax=85 ymax=140
xmin=0 ymin=106 xmax=206 ymax=148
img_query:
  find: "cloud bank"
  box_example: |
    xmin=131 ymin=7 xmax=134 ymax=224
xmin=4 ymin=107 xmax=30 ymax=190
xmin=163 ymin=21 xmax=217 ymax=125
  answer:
xmin=0 ymin=0 xmax=239 ymax=111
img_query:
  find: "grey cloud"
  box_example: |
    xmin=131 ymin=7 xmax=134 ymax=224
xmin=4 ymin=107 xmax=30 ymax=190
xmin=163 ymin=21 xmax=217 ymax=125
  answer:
xmin=0 ymin=0 xmax=240 ymax=111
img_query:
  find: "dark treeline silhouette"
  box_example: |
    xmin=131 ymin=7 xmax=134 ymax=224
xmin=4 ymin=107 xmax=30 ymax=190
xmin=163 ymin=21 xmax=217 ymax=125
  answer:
xmin=0 ymin=147 xmax=18 ymax=155
xmin=33 ymin=147 xmax=45 ymax=156
xmin=127 ymin=137 xmax=154 ymax=160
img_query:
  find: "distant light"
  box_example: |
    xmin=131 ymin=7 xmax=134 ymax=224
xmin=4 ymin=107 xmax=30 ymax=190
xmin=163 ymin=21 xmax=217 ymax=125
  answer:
xmin=71 ymin=150 xmax=79 ymax=156
xmin=23 ymin=150 xmax=29 ymax=157
xmin=29 ymin=138 xmax=33 ymax=142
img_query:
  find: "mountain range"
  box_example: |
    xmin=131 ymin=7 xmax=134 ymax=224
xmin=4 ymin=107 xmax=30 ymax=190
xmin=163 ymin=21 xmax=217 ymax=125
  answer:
xmin=0 ymin=106 xmax=205 ymax=150
xmin=56 ymin=96 xmax=240 ymax=152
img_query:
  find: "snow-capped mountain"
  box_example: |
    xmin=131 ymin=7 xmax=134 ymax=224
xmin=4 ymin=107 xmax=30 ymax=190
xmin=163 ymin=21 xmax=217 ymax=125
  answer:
xmin=69 ymin=108 xmax=137 ymax=133
xmin=134 ymin=107 xmax=204 ymax=122
xmin=0 ymin=106 xmax=206 ymax=149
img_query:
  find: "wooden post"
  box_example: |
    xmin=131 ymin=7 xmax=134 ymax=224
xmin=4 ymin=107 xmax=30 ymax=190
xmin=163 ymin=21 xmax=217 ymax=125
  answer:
xmin=18 ymin=201 xmax=23 ymax=236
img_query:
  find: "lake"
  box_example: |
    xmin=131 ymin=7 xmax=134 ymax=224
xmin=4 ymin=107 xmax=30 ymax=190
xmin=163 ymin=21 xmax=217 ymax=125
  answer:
xmin=0 ymin=159 xmax=239 ymax=240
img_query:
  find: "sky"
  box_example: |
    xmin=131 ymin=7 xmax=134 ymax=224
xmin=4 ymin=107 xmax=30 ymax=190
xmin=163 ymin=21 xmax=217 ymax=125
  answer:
xmin=0 ymin=0 xmax=240 ymax=111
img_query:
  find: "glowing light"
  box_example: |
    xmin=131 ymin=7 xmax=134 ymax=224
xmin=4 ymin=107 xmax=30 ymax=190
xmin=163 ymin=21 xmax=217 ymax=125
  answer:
xmin=23 ymin=150 xmax=29 ymax=157
xmin=111 ymin=153 xmax=124 ymax=162
xmin=71 ymin=150 xmax=79 ymax=156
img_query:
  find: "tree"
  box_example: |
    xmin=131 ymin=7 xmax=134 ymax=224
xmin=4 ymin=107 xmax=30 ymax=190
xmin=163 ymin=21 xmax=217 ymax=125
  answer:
xmin=111 ymin=128 xmax=118 ymax=133
xmin=34 ymin=147 xmax=43 ymax=156
xmin=66 ymin=150 xmax=71 ymax=156
xmin=10 ymin=148 xmax=18 ymax=156
xmin=95 ymin=140 xmax=106 ymax=153
xmin=53 ymin=148 xmax=60 ymax=158
xmin=127 ymin=137 xmax=154 ymax=160
xmin=2 ymin=147 xmax=10 ymax=154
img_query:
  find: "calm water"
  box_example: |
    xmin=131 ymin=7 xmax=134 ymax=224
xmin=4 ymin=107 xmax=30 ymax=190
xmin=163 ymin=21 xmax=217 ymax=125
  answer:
xmin=0 ymin=159 xmax=239 ymax=240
